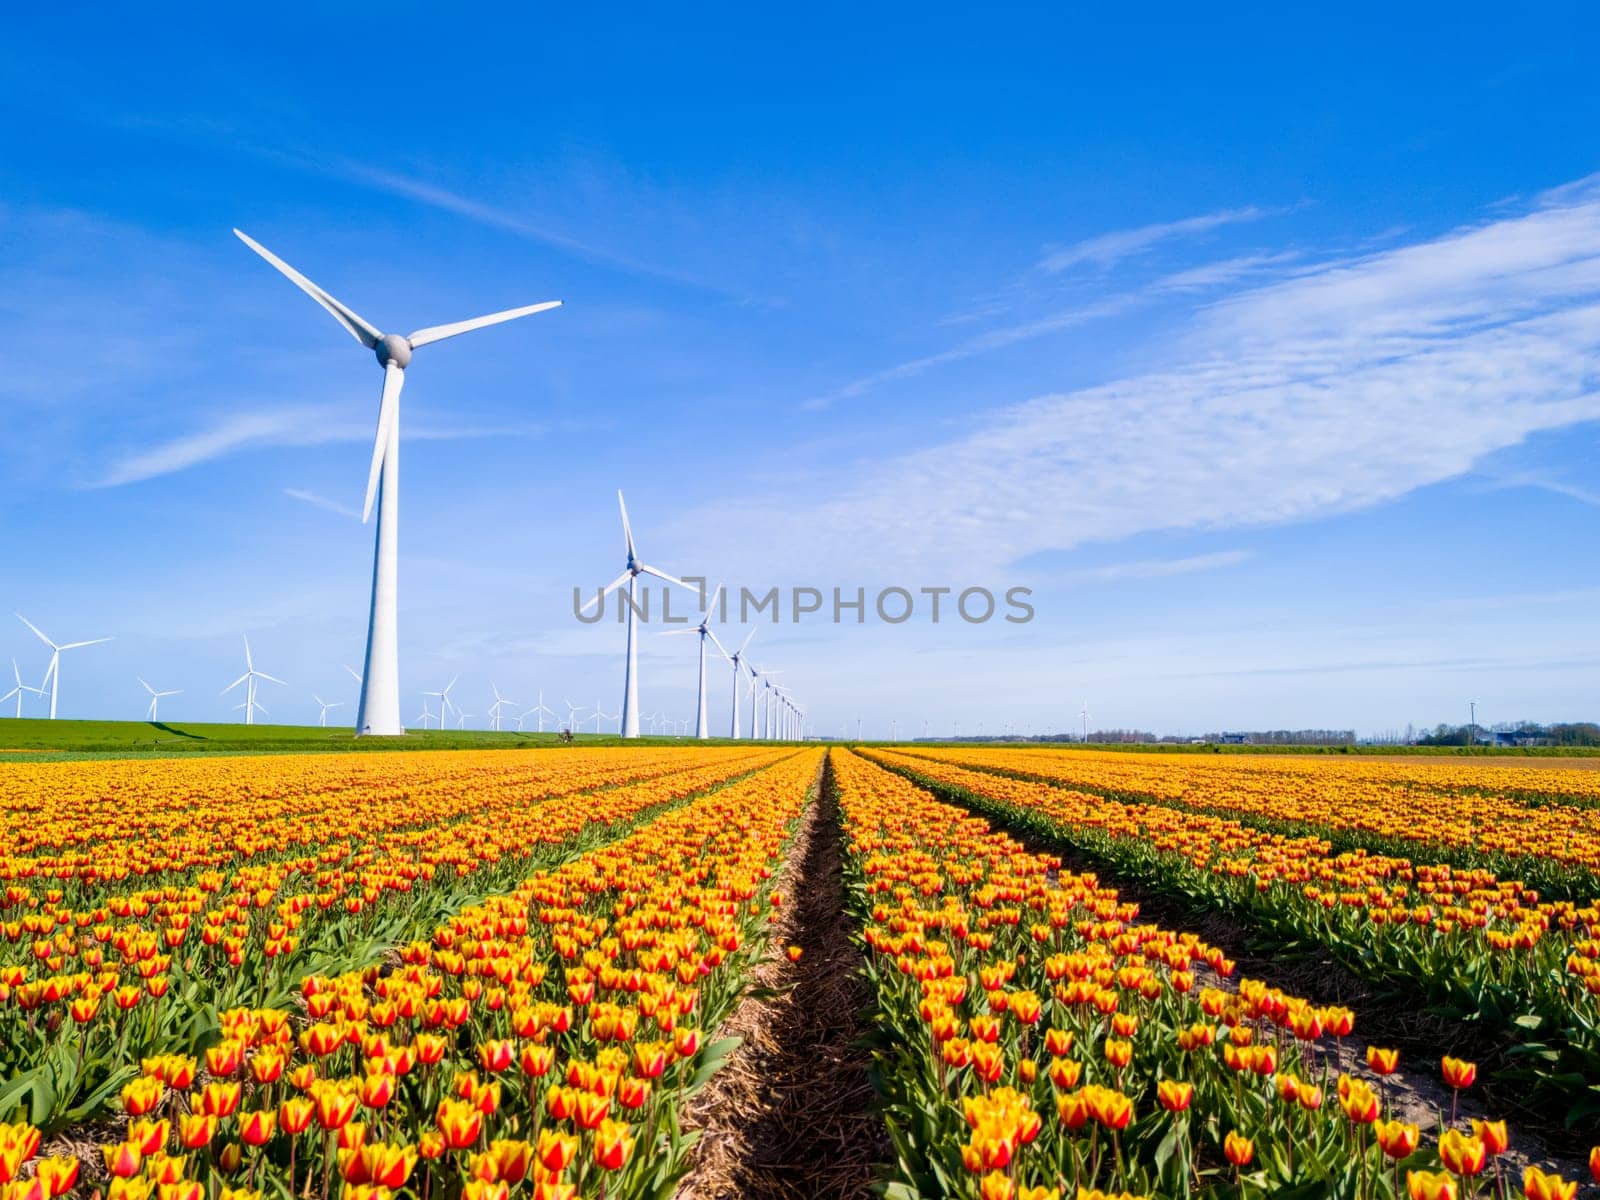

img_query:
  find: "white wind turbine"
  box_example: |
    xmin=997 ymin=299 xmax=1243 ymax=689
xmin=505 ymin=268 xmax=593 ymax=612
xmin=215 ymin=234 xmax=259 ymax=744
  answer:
xmin=415 ymin=698 xmax=438 ymax=728
xmin=221 ymin=637 xmax=285 ymax=725
xmin=580 ymin=491 xmax=697 ymax=738
xmin=235 ymin=230 xmax=560 ymax=737
xmin=660 ymin=583 xmax=724 ymax=740
xmin=138 ymin=678 xmax=182 ymax=721
xmin=488 ymin=683 xmax=516 ymax=732
xmin=314 ymin=695 xmax=344 ymax=727
xmin=563 ymin=699 xmax=585 ymax=734
xmin=3 ymin=660 xmax=43 ymax=718
xmin=15 ymin=615 xmax=112 ymax=720
xmin=714 ymin=629 xmax=758 ymax=739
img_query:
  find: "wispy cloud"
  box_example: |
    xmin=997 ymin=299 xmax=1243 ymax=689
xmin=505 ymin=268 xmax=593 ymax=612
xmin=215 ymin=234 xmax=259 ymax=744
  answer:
xmin=701 ymin=179 xmax=1600 ymax=577
xmin=93 ymin=408 xmax=544 ymax=487
xmin=809 ymin=250 xmax=1303 ymax=408
xmin=283 ymin=487 xmax=359 ymax=519
xmin=331 ymin=161 xmax=730 ymax=296
xmin=1069 ymin=549 xmax=1253 ymax=584
xmin=1039 ymin=206 xmax=1275 ymax=274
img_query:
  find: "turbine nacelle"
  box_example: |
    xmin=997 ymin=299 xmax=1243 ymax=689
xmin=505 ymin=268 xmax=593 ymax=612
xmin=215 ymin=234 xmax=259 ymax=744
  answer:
xmin=376 ymin=334 xmax=414 ymax=369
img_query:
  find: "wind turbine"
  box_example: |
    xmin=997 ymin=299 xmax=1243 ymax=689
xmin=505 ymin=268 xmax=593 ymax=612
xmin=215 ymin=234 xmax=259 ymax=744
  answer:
xmin=138 ymin=678 xmax=181 ymax=721
xmin=563 ymin=699 xmax=585 ymax=734
xmin=314 ymin=695 xmax=344 ymax=727
xmin=488 ymin=683 xmax=516 ymax=732
xmin=234 ymin=229 xmax=560 ymax=737
xmin=715 ymin=628 xmax=758 ymax=739
xmin=455 ymin=708 xmax=473 ymax=730
xmin=760 ymin=671 xmax=785 ymax=739
xmin=421 ymin=676 xmax=455 ymax=727
xmin=3 ymin=660 xmax=42 ymax=718
xmin=593 ymin=699 xmax=620 ymax=734
xmin=415 ymin=700 xmax=437 ymax=729
xmin=661 ymin=583 xmax=724 ymax=739
xmin=1081 ymin=699 xmax=1090 ymax=743
xmin=580 ymin=491 xmax=697 ymax=738
xmin=15 ymin=615 xmax=112 ymax=720
xmin=221 ymin=637 xmax=284 ymax=725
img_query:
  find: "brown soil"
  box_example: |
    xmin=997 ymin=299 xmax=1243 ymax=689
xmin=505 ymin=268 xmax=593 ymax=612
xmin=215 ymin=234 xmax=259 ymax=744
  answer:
xmin=677 ymin=755 xmax=888 ymax=1200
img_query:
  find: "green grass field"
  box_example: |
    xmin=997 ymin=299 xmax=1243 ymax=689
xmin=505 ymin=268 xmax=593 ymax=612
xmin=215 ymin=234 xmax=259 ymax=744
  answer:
xmin=2 ymin=718 xmax=1594 ymax=763
xmin=0 ymin=718 xmax=705 ymax=760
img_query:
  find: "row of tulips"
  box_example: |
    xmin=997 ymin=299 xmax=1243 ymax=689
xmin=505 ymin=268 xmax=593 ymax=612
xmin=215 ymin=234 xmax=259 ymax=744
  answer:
xmin=866 ymin=748 xmax=1600 ymax=1128
xmin=832 ymin=752 xmax=1593 ymax=1200
xmin=0 ymin=748 xmax=787 ymax=1130
xmin=23 ymin=748 xmax=823 ymax=1200
xmin=831 ymin=748 xmax=1582 ymax=1200
xmin=907 ymin=746 xmax=1600 ymax=896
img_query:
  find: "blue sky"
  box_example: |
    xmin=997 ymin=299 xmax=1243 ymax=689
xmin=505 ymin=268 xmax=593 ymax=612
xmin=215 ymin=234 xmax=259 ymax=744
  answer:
xmin=2 ymin=3 xmax=1599 ymax=737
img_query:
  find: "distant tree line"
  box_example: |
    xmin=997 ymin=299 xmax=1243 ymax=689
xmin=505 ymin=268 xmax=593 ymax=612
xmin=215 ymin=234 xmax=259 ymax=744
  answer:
xmin=1416 ymin=721 xmax=1600 ymax=747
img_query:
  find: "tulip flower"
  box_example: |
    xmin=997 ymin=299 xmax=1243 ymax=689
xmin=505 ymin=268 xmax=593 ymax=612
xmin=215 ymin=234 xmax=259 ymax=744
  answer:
xmin=593 ymin=1119 xmax=634 ymax=1171
xmin=1408 ymin=1171 xmax=1459 ymax=1200
xmin=1376 ymin=1119 xmax=1420 ymax=1160
xmin=1366 ymin=1046 xmax=1400 ymax=1076
xmin=1523 ymin=1167 xmax=1578 ymax=1200
xmin=35 ymin=1158 xmax=78 ymax=1199
xmin=103 ymin=1142 xmax=143 ymax=1179
xmin=1439 ymin=1129 xmax=1488 ymax=1178
xmin=1157 ymin=1080 xmax=1193 ymax=1112
xmin=436 ymin=1100 xmax=482 ymax=1150
xmin=1224 ymin=1130 xmax=1254 ymax=1167
xmin=1471 ymin=1119 xmax=1509 ymax=1156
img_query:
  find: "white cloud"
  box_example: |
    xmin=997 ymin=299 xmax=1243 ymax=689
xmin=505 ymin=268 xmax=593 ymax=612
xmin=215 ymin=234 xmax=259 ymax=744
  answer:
xmin=94 ymin=408 xmax=546 ymax=487
xmin=702 ymin=184 xmax=1600 ymax=577
xmin=283 ymin=487 xmax=360 ymax=520
xmin=1039 ymin=206 xmax=1274 ymax=274
xmin=1068 ymin=550 xmax=1253 ymax=584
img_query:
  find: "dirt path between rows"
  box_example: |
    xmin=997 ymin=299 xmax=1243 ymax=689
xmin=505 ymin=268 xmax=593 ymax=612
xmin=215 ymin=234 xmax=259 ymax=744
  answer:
xmin=677 ymin=753 xmax=888 ymax=1200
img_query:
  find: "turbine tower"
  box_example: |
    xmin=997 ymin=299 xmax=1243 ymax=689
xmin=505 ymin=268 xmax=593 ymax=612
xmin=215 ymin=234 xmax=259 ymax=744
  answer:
xmin=715 ymin=628 xmax=758 ymax=739
xmin=15 ymin=614 xmax=111 ymax=720
xmin=234 ymin=230 xmax=560 ymax=736
xmin=3 ymin=660 xmax=43 ymax=718
xmin=138 ymin=678 xmax=182 ymax=721
xmin=221 ymin=637 xmax=284 ymax=725
xmin=661 ymin=584 xmax=724 ymax=739
xmin=580 ymin=491 xmax=696 ymax=738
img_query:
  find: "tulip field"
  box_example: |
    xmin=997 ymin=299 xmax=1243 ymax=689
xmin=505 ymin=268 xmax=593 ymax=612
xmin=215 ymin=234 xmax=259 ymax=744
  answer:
xmin=4 ymin=743 xmax=1600 ymax=1200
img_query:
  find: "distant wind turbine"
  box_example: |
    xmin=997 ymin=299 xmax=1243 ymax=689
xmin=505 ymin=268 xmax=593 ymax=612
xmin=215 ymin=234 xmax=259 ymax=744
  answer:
xmin=661 ymin=583 xmax=725 ymax=740
xmin=580 ymin=491 xmax=697 ymax=738
xmin=487 ymin=683 xmax=516 ymax=732
xmin=314 ymin=695 xmax=344 ymax=727
xmin=235 ymin=229 xmax=560 ymax=737
xmin=138 ymin=678 xmax=181 ymax=721
xmin=415 ymin=701 xmax=437 ymax=729
xmin=714 ymin=628 xmax=757 ymax=739
xmin=221 ymin=637 xmax=285 ymax=725
xmin=15 ymin=614 xmax=112 ymax=720
xmin=3 ymin=660 xmax=43 ymax=718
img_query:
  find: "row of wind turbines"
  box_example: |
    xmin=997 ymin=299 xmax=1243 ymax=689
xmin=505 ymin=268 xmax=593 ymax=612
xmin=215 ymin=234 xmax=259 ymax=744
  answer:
xmin=6 ymin=232 xmax=805 ymax=739
xmin=231 ymin=228 xmax=803 ymax=739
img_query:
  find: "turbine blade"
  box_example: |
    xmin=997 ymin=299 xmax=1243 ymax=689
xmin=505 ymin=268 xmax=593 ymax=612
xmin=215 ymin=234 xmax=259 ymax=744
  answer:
xmin=138 ymin=677 xmax=154 ymax=694
xmin=14 ymin=614 xmax=54 ymax=649
xmin=258 ymin=672 xmax=287 ymax=686
xmin=580 ymin=570 xmax=632 ymax=614
xmin=222 ymin=673 xmax=249 ymax=694
xmin=657 ymin=627 xmax=696 ymax=637
xmin=739 ymin=627 xmax=758 ymax=654
xmin=407 ymin=300 xmax=561 ymax=348
xmin=57 ymin=638 xmax=111 ymax=650
xmin=233 ymin=230 xmax=382 ymax=349
xmin=244 ymin=635 xmax=254 ymax=670
xmin=363 ymin=363 xmax=405 ymax=523
xmin=616 ymin=491 xmax=637 ymax=561
xmin=639 ymin=564 xmax=694 ymax=591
